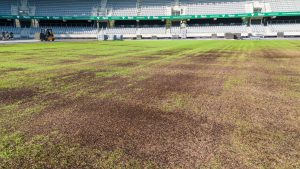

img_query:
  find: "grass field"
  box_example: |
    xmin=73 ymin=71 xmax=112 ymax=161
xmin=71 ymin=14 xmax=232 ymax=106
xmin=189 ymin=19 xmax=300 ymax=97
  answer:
xmin=0 ymin=40 xmax=300 ymax=168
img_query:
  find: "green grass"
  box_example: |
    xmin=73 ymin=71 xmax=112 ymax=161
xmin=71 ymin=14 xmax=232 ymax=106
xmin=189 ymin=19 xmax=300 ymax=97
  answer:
xmin=0 ymin=40 xmax=300 ymax=168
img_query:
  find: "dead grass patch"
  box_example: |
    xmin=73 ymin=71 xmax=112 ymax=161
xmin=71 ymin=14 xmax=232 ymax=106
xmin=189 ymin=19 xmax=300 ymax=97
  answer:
xmin=56 ymin=59 xmax=80 ymax=64
xmin=1 ymin=68 xmax=27 ymax=74
xmin=132 ymin=73 xmax=224 ymax=99
xmin=255 ymin=49 xmax=300 ymax=59
xmin=25 ymin=98 xmax=232 ymax=168
xmin=0 ymin=51 xmax=17 ymax=55
xmin=113 ymin=61 xmax=138 ymax=67
xmin=0 ymin=87 xmax=39 ymax=104
xmin=23 ymin=53 xmax=38 ymax=56
xmin=80 ymin=54 xmax=110 ymax=59
xmin=52 ymin=70 xmax=98 ymax=84
xmin=188 ymin=50 xmax=238 ymax=63
xmin=136 ymin=55 xmax=162 ymax=61
xmin=168 ymin=63 xmax=200 ymax=71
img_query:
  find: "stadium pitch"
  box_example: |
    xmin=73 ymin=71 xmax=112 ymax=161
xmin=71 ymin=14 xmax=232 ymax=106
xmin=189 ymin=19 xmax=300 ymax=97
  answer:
xmin=0 ymin=40 xmax=299 ymax=168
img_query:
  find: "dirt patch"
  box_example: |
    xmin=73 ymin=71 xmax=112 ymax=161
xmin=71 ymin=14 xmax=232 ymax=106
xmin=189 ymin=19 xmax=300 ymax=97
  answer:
xmin=56 ymin=59 xmax=80 ymax=64
xmin=51 ymin=69 xmax=122 ymax=87
xmin=0 ymin=88 xmax=39 ymax=104
xmin=25 ymin=98 xmax=232 ymax=168
xmin=1 ymin=68 xmax=26 ymax=74
xmin=155 ymin=50 xmax=178 ymax=55
xmin=255 ymin=49 xmax=300 ymax=59
xmin=132 ymin=73 xmax=224 ymax=99
xmin=80 ymin=54 xmax=110 ymax=59
xmin=127 ymin=49 xmax=143 ymax=52
xmin=280 ymin=69 xmax=300 ymax=77
xmin=16 ymin=57 xmax=36 ymax=61
xmin=141 ymin=56 xmax=161 ymax=60
xmin=52 ymin=70 xmax=97 ymax=84
xmin=188 ymin=50 xmax=236 ymax=63
xmin=0 ymin=51 xmax=17 ymax=55
xmin=135 ymin=55 xmax=162 ymax=61
xmin=22 ymin=53 xmax=38 ymax=56
xmin=113 ymin=61 xmax=138 ymax=67
xmin=168 ymin=63 xmax=200 ymax=71
xmin=127 ymin=55 xmax=162 ymax=61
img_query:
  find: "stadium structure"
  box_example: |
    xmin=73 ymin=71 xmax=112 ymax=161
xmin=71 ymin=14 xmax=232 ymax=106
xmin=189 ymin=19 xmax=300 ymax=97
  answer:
xmin=0 ymin=0 xmax=300 ymax=40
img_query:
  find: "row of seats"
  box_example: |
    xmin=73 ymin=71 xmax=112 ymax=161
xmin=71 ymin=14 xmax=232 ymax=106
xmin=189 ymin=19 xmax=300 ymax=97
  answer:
xmin=250 ymin=24 xmax=266 ymax=33
xmin=106 ymin=24 xmax=300 ymax=34
xmin=269 ymin=23 xmax=300 ymax=32
xmin=106 ymin=27 xmax=137 ymax=34
xmin=2 ymin=0 xmax=299 ymax=16
xmin=264 ymin=0 xmax=300 ymax=12
xmin=30 ymin=27 xmax=98 ymax=34
xmin=110 ymin=0 xmax=300 ymax=16
xmin=107 ymin=0 xmax=137 ymax=16
xmin=184 ymin=2 xmax=247 ymax=15
xmin=0 ymin=26 xmax=22 ymax=34
xmin=187 ymin=25 xmax=247 ymax=33
xmin=140 ymin=0 xmax=172 ymax=16
xmin=140 ymin=27 xmax=167 ymax=34
xmin=29 ymin=0 xmax=99 ymax=16
xmin=0 ymin=0 xmax=14 ymax=15
xmin=105 ymin=27 xmax=167 ymax=34
xmin=1 ymin=23 xmax=300 ymax=36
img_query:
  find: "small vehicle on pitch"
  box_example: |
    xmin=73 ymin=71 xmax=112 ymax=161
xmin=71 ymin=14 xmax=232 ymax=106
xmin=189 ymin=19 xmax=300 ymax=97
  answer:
xmin=40 ymin=29 xmax=55 ymax=41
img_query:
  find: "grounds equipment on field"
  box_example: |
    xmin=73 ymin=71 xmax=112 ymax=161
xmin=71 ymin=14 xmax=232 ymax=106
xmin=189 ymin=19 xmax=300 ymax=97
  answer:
xmin=40 ymin=29 xmax=55 ymax=41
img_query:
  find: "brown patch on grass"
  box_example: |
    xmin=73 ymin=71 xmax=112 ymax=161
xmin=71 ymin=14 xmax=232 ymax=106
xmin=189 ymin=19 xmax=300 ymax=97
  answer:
xmin=16 ymin=57 xmax=35 ymax=61
xmin=1 ymin=68 xmax=26 ymax=74
xmin=129 ymin=54 xmax=162 ymax=60
xmin=22 ymin=52 xmax=40 ymax=56
xmin=0 ymin=88 xmax=39 ymax=104
xmin=188 ymin=50 xmax=237 ymax=63
xmin=113 ymin=61 xmax=138 ymax=67
xmin=57 ymin=59 xmax=80 ymax=64
xmin=255 ymin=49 xmax=300 ymax=59
xmin=244 ymin=50 xmax=300 ymax=92
xmin=80 ymin=54 xmax=110 ymax=59
xmin=242 ymin=63 xmax=300 ymax=78
xmin=281 ymin=70 xmax=300 ymax=77
xmin=52 ymin=70 xmax=97 ymax=84
xmin=168 ymin=63 xmax=200 ymax=71
xmin=0 ymin=51 xmax=17 ymax=54
xmin=127 ymin=49 xmax=143 ymax=52
xmin=133 ymin=73 xmax=224 ymax=99
xmin=248 ymin=72 xmax=300 ymax=94
xmin=155 ymin=50 xmax=178 ymax=55
xmin=25 ymin=98 xmax=232 ymax=168
xmin=50 ymin=70 xmax=123 ymax=91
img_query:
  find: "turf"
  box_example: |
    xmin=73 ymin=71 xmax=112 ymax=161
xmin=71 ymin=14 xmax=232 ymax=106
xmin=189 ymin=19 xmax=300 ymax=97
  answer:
xmin=0 ymin=40 xmax=299 ymax=168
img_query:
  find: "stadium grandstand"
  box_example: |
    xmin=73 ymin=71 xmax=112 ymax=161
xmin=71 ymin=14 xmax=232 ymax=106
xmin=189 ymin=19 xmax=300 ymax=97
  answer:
xmin=0 ymin=0 xmax=300 ymax=40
